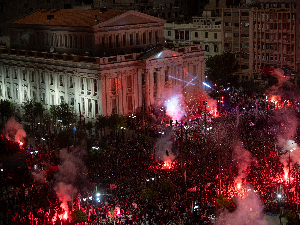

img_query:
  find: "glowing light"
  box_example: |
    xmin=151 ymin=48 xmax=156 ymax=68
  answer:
xmin=237 ymin=183 xmax=241 ymax=189
xmin=184 ymin=75 xmax=198 ymax=88
xmin=19 ymin=141 xmax=23 ymax=146
xmin=278 ymin=194 xmax=282 ymax=198
xmin=163 ymin=160 xmax=172 ymax=170
xmin=63 ymin=211 xmax=68 ymax=220
xmin=202 ymin=82 xmax=211 ymax=88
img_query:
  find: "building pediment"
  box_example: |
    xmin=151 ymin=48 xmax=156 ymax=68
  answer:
xmin=94 ymin=10 xmax=166 ymax=28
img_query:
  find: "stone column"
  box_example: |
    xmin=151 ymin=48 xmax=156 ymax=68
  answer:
xmin=148 ymin=69 xmax=154 ymax=106
xmin=136 ymin=68 xmax=142 ymax=109
xmin=144 ymin=69 xmax=150 ymax=113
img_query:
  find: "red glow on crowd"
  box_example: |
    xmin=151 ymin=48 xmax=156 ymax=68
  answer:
xmin=163 ymin=160 xmax=172 ymax=170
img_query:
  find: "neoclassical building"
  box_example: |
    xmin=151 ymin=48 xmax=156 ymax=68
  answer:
xmin=0 ymin=9 xmax=205 ymax=121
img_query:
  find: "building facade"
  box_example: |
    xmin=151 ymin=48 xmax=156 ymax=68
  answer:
xmin=222 ymin=8 xmax=250 ymax=80
xmin=249 ymin=2 xmax=300 ymax=79
xmin=0 ymin=9 xmax=205 ymax=121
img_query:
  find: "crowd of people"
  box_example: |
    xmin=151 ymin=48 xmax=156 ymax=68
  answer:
xmin=1 ymin=90 xmax=300 ymax=224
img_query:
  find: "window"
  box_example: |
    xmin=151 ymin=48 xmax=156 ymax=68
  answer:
xmin=234 ymin=43 xmax=239 ymax=48
xmin=234 ymin=33 xmax=239 ymax=37
xmin=33 ymin=91 xmax=36 ymax=101
xmin=241 ymin=65 xmax=249 ymax=69
xmin=143 ymin=32 xmax=146 ymax=44
xmin=50 ymin=73 xmax=53 ymax=85
xmin=14 ymin=69 xmax=17 ymax=79
xmin=87 ymin=78 xmax=91 ymax=94
xmin=175 ymin=30 xmax=179 ymax=39
xmin=102 ymin=36 xmax=105 ymax=47
xmin=224 ymin=22 xmax=231 ymax=26
xmin=6 ymin=68 xmax=9 ymax=78
xmin=234 ymin=12 xmax=239 ymax=17
xmin=109 ymin=36 xmax=112 ymax=48
xmin=23 ymin=70 xmax=26 ymax=81
xmin=242 ymin=44 xmax=249 ymax=48
xmin=69 ymin=76 xmax=73 ymax=88
xmin=116 ymin=34 xmax=120 ymax=47
xmin=185 ymin=31 xmax=189 ymax=40
xmin=15 ymin=88 xmax=18 ymax=99
xmin=41 ymin=93 xmax=45 ymax=103
xmin=81 ymin=98 xmax=85 ymax=113
xmin=242 ymin=54 xmax=249 ymax=59
xmin=123 ymin=34 xmax=126 ymax=46
xmin=127 ymin=75 xmax=132 ymax=89
xmin=241 ymin=12 xmax=249 ymax=16
xmin=180 ymin=31 xmax=184 ymax=39
xmin=224 ymin=12 xmax=231 ymax=16
xmin=168 ymin=31 xmax=171 ymax=36
xmin=214 ymin=45 xmax=218 ymax=53
xmin=95 ymin=100 xmax=98 ymax=115
xmin=41 ymin=72 xmax=44 ymax=83
xmin=127 ymin=96 xmax=133 ymax=111
xmin=142 ymin=73 xmax=145 ymax=86
xmin=205 ymin=45 xmax=209 ymax=52
xmin=31 ymin=71 xmax=34 ymax=82
xmin=136 ymin=33 xmax=139 ymax=45
xmin=69 ymin=97 xmax=74 ymax=106
xmin=165 ymin=70 xmax=168 ymax=82
xmin=59 ymin=75 xmax=63 ymax=86
xmin=225 ymin=33 xmax=232 ymax=37
xmin=205 ymin=32 xmax=208 ymax=38
xmin=24 ymin=90 xmax=28 ymax=101
xmin=149 ymin=32 xmax=152 ymax=43
xmin=195 ymin=32 xmax=198 ymax=38
xmin=214 ymin=33 xmax=217 ymax=39
xmin=234 ymin=23 xmax=239 ymax=27
xmin=7 ymin=87 xmax=11 ymax=99
xmin=60 ymin=96 xmax=64 ymax=103
xmin=81 ymin=78 xmax=84 ymax=91
xmin=94 ymin=79 xmax=97 ymax=94
xmin=130 ymin=34 xmax=133 ymax=46
xmin=241 ymin=33 xmax=249 ymax=37
xmin=88 ymin=99 xmax=92 ymax=113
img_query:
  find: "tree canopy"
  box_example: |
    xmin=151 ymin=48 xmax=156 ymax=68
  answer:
xmin=0 ymin=99 xmax=14 ymax=127
xmin=206 ymin=52 xmax=239 ymax=87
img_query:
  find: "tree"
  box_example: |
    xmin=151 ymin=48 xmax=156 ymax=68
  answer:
xmin=95 ymin=115 xmax=108 ymax=138
xmin=107 ymin=114 xmax=127 ymax=135
xmin=0 ymin=99 xmax=14 ymax=128
xmin=216 ymin=194 xmax=232 ymax=209
xmin=50 ymin=103 xmax=75 ymax=132
xmin=206 ymin=52 xmax=239 ymax=87
xmin=70 ymin=209 xmax=87 ymax=223
xmin=141 ymin=188 xmax=158 ymax=201
xmin=160 ymin=179 xmax=175 ymax=194
xmin=23 ymin=100 xmax=44 ymax=132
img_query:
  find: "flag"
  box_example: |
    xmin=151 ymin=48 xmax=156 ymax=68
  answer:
xmin=249 ymin=122 xmax=255 ymax=126
xmin=110 ymin=184 xmax=117 ymax=190
xmin=188 ymin=186 xmax=197 ymax=192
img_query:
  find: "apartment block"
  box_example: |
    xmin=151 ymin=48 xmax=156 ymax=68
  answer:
xmin=222 ymin=8 xmax=250 ymax=80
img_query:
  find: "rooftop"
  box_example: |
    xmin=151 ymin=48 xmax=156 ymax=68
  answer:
xmin=11 ymin=9 xmax=126 ymax=27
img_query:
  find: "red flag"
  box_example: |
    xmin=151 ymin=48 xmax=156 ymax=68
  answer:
xmin=249 ymin=122 xmax=255 ymax=126
xmin=188 ymin=186 xmax=197 ymax=192
xmin=110 ymin=184 xmax=117 ymax=190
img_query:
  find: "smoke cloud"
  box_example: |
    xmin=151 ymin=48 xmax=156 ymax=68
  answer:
xmin=216 ymin=190 xmax=267 ymax=225
xmin=155 ymin=133 xmax=176 ymax=162
xmin=4 ymin=117 xmax=26 ymax=143
xmin=54 ymin=145 xmax=88 ymax=212
xmin=233 ymin=142 xmax=255 ymax=185
xmin=165 ymin=94 xmax=186 ymax=121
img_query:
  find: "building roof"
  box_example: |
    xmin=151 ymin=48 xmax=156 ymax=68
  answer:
xmin=11 ymin=9 xmax=126 ymax=27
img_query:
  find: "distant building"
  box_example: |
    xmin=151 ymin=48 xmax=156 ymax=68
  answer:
xmin=164 ymin=12 xmax=222 ymax=61
xmin=0 ymin=9 xmax=205 ymax=122
xmin=222 ymin=8 xmax=250 ymax=80
xmin=249 ymin=1 xmax=300 ymax=82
